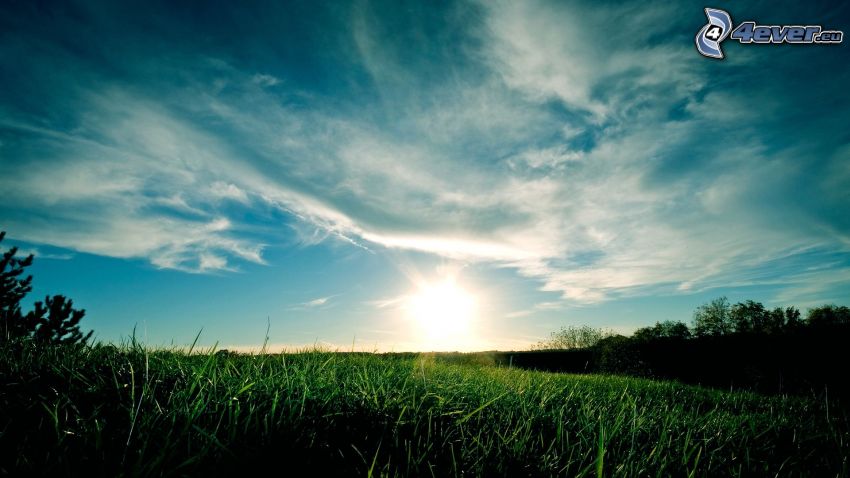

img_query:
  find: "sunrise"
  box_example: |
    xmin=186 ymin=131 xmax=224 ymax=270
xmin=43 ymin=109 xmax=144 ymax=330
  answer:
xmin=1 ymin=0 xmax=848 ymax=475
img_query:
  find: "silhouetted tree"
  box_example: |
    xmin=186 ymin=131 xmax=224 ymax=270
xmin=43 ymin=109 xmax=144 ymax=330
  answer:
xmin=632 ymin=325 xmax=656 ymax=341
xmin=535 ymin=325 xmax=612 ymax=350
xmin=806 ymin=305 xmax=850 ymax=328
xmin=633 ymin=320 xmax=691 ymax=341
xmin=664 ymin=321 xmax=692 ymax=339
xmin=763 ymin=307 xmax=786 ymax=334
xmin=0 ymin=231 xmax=91 ymax=345
xmin=730 ymin=300 xmax=768 ymax=334
xmin=692 ymin=297 xmax=733 ymax=337
xmin=1 ymin=231 xmax=33 ymax=340
xmin=783 ymin=306 xmax=802 ymax=331
xmin=26 ymin=295 xmax=92 ymax=345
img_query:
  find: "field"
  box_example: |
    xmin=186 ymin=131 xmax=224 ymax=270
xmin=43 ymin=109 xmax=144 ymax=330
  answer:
xmin=1 ymin=341 xmax=848 ymax=477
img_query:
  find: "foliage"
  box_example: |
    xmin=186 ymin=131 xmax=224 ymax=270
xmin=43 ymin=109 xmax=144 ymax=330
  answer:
xmin=0 ymin=231 xmax=91 ymax=345
xmin=534 ymin=325 xmax=613 ymax=350
xmin=27 ymin=295 xmax=92 ymax=345
xmin=0 ymin=231 xmax=34 ymax=340
xmin=784 ymin=305 xmax=803 ymax=330
xmin=531 ymin=297 xmax=850 ymax=397
xmin=691 ymin=298 xmax=803 ymax=336
xmin=593 ymin=335 xmax=644 ymax=374
xmin=730 ymin=299 xmax=767 ymax=333
xmin=0 ymin=342 xmax=846 ymax=476
xmin=632 ymin=320 xmax=691 ymax=341
xmin=692 ymin=296 xmax=733 ymax=337
xmin=806 ymin=304 xmax=850 ymax=327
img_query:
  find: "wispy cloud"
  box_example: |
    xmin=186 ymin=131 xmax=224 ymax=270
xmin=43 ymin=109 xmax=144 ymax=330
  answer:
xmin=288 ymin=295 xmax=338 ymax=311
xmin=366 ymin=297 xmax=407 ymax=310
xmin=0 ymin=0 xmax=847 ymax=305
xmin=303 ymin=297 xmax=331 ymax=308
xmin=7 ymin=247 xmax=74 ymax=261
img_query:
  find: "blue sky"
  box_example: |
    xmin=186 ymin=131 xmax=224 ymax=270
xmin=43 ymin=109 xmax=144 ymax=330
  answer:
xmin=1 ymin=0 xmax=848 ymax=351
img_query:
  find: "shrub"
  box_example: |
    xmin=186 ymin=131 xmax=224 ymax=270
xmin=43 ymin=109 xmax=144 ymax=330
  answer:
xmin=633 ymin=320 xmax=691 ymax=341
xmin=534 ymin=325 xmax=613 ymax=350
xmin=593 ymin=335 xmax=646 ymax=375
xmin=0 ymin=231 xmax=91 ymax=345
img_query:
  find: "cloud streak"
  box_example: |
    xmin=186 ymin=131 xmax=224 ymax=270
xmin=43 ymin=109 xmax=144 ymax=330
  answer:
xmin=0 ymin=0 xmax=847 ymax=303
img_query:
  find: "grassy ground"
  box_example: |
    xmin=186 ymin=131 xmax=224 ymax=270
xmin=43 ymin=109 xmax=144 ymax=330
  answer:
xmin=1 ymin=341 xmax=847 ymax=476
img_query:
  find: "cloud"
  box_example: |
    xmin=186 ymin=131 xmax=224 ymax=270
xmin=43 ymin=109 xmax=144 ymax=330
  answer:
xmin=509 ymin=146 xmax=583 ymax=170
xmin=251 ymin=73 xmax=281 ymax=87
xmin=366 ymin=297 xmax=406 ymax=310
xmin=289 ymin=296 xmax=337 ymax=310
xmin=0 ymin=0 xmax=847 ymax=303
xmin=478 ymin=1 xmax=701 ymax=121
xmin=6 ymin=247 xmax=74 ymax=261
xmin=0 ymin=91 xmax=268 ymax=273
xmin=209 ymin=181 xmax=250 ymax=204
xmin=305 ymin=297 xmax=330 ymax=307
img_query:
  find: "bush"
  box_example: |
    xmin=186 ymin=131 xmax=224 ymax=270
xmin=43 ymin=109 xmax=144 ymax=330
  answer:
xmin=0 ymin=231 xmax=91 ymax=345
xmin=593 ymin=335 xmax=646 ymax=375
xmin=533 ymin=325 xmax=613 ymax=350
xmin=633 ymin=320 xmax=691 ymax=341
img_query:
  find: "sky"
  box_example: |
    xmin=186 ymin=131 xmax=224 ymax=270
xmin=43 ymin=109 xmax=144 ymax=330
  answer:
xmin=1 ymin=0 xmax=848 ymax=351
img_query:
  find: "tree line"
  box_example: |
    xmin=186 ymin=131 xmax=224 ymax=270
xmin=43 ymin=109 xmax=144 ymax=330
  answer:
xmin=635 ymin=297 xmax=848 ymax=340
xmin=527 ymin=297 xmax=850 ymax=398
xmin=536 ymin=297 xmax=849 ymax=350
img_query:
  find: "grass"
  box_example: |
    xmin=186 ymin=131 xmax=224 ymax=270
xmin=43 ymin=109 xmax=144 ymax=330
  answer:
xmin=1 ymin=340 xmax=848 ymax=476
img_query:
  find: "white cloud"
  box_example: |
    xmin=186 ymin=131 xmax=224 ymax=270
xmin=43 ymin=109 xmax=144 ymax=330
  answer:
xmin=0 ymin=91 xmax=269 ymax=273
xmin=209 ymin=181 xmax=250 ymax=204
xmin=2 ymin=1 xmax=847 ymax=306
xmin=6 ymin=247 xmax=74 ymax=261
xmin=366 ymin=297 xmax=406 ymax=310
xmin=288 ymin=296 xmax=336 ymax=310
xmin=477 ymin=1 xmax=700 ymax=121
xmin=251 ymin=73 xmax=281 ymax=87
xmin=509 ymin=145 xmax=583 ymax=170
xmin=305 ymin=297 xmax=330 ymax=307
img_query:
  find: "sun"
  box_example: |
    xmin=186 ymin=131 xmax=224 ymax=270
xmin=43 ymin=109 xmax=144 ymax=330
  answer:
xmin=406 ymin=278 xmax=477 ymax=350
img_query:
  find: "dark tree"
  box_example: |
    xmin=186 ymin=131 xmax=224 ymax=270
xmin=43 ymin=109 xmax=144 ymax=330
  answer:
xmin=632 ymin=325 xmax=657 ymax=342
xmin=730 ymin=300 xmax=768 ymax=334
xmin=0 ymin=231 xmax=34 ymax=340
xmin=783 ymin=306 xmax=802 ymax=331
xmin=662 ymin=320 xmax=692 ymax=339
xmin=633 ymin=320 xmax=691 ymax=341
xmin=806 ymin=305 xmax=850 ymax=328
xmin=764 ymin=307 xmax=786 ymax=334
xmin=27 ymin=295 xmax=92 ymax=345
xmin=693 ymin=297 xmax=733 ymax=337
xmin=0 ymin=231 xmax=91 ymax=345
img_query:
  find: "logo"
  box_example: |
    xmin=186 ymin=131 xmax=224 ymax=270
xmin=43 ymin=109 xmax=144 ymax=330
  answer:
xmin=696 ymin=8 xmax=844 ymax=59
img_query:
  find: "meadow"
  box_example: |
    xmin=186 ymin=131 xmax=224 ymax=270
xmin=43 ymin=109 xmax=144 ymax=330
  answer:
xmin=1 ymin=340 xmax=847 ymax=477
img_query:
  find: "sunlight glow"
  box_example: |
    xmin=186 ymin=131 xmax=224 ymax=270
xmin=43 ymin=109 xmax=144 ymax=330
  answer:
xmin=406 ymin=278 xmax=477 ymax=351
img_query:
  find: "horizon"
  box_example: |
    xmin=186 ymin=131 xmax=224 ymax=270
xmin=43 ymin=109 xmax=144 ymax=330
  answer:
xmin=1 ymin=0 xmax=849 ymax=352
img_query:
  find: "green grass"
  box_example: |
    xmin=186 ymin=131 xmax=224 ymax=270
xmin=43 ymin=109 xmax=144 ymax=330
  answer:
xmin=1 ymin=341 xmax=847 ymax=476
